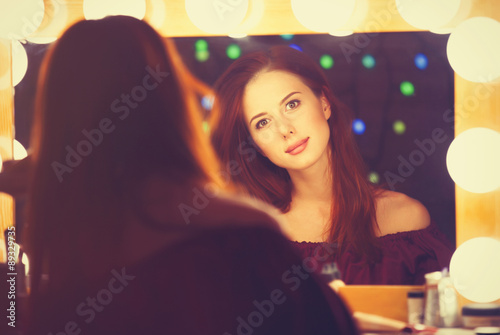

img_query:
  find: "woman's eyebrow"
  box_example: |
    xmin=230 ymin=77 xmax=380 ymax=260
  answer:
xmin=280 ymin=91 xmax=300 ymax=106
xmin=249 ymin=112 xmax=267 ymax=126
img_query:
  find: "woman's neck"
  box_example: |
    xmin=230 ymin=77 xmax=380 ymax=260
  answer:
xmin=287 ymin=151 xmax=333 ymax=206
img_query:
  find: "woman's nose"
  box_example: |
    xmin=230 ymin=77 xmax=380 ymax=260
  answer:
xmin=276 ymin=119 xmax=296 ymax=139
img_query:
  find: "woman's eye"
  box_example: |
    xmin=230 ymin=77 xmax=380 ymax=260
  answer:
xmin=256 ymin=119 xmax=269 ymax=129
xmin=286 ymin=100 xmax=300 ymax=110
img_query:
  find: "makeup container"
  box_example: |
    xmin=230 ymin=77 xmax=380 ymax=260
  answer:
xmin=463 ymin=304 xmax=500 ymax=328
xmin=475 ymin=327 xmax=500 ymax=335
xmin=438 ymin=268 xmax=461 ymax=327
xmin=407 ymin=290 xmax=425 ymax=324
xmin=424 ymin=271 xmax=442 ymax=327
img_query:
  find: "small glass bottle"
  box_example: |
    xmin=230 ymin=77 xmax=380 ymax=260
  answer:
xmin=424 ymin=271 xmax=442 ymax=327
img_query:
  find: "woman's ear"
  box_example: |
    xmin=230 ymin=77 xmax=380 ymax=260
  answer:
xmin=320 ymin=94 xmax=331 ymax=121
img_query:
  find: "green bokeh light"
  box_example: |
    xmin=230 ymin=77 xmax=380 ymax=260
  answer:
xmin=195 ymin=50 xmax=210 ymax=62
xmin=195 ymin=39 xmax=208 ymax=52
xmin=368 ymin=172 xmax=380 ymax=184
xmin=320 ymin=54 xmax=334 ymax=69
xmin=202 ymin=121 xmax=210 ymax=134
xmin=362 ymin=54 xmax=376 ymax=69
xmin=393 ymin=120 xmax=406 ymax=135
xmin=281 ymin=34 xmax=294 ymax=40
xmin=400 ymin=81 xmax=415 ymax=96
xmin=226 ymin=44 xmax=241 ymax=60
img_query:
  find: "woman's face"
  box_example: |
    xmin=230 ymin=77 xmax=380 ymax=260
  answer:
xmin=242 ymin=70 xmax=331 ymax=172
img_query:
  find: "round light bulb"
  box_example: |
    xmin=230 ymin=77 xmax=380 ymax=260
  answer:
xmin=396 ymin=0 xmax=461 ymax=30
xmin=12 ymin=41 xmax=28 ymax=87
xmin=146 ymin=0 xmax=167 ymax=30
xmin=447 ymin=17 xmax=500 ymax=83
xmin=450 ymin=237 xmax=500 ymax=303
xmin=0 ymin=138 xmax=27 ymax=159
xmin=291 ymin=0 xmax=356 ymax=33
xmin=185 ymin=0 xmax=249 ymax=34
xmin=13 ymin=140 xmax=28 ymax=160
xmin=446 ymin=127 xmax=500 ymax=193
xmin=0 ymin=0 xmax=45 ymax=39
xmin=83 ymin=0 xmax=146 ymax=20
xmin=27 ymin=0 xmax=69 ymax=43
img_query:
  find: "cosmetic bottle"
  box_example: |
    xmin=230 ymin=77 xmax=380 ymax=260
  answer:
xmin=424 ymin=271 xmax=442 ymax=327
xmin=407 ymin=290 xmax=425 ymax=324
xmin=438 ymin=268 xmax=461 ymax=327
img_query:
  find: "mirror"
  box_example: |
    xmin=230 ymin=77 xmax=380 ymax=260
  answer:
xmin=14 ymin=32 xmax=456 ymax=251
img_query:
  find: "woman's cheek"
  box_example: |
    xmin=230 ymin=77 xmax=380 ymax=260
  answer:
xmin=256 ymin=129 xmax=276 ymax=146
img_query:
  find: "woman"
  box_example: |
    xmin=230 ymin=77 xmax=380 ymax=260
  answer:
xmin=210 ymin=46 xmax=453 ymax=285
xmin=19 ymin=17 xmax=356 ymax=334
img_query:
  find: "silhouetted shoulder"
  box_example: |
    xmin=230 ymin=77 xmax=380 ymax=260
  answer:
xmin=203 ymin=191 xmax=284 ymax=231
xmin=375 ymin=190 xmax=430 ymax=237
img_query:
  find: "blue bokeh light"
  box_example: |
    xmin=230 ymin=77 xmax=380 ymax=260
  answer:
xmin=289 ymin=44 xmax=303 ymax=52
xmin=353 ymin=119 xmax=366 ymax=134
xmin=414 ymin=53 xmax=428 ymax=70
xmin=201 ymin=95 xmax=214 ymax=110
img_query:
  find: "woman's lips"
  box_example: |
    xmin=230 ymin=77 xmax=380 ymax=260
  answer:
xmin=286 ymin=137 xmax=309 ymax=155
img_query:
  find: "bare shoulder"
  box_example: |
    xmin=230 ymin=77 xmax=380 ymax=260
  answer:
xmin=374 ymin=190 xmax=430 ymax=237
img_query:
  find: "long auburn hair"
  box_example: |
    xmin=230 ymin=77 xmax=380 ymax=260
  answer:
xmin=210 ymin=46 xmax=380 ymax=261
xmin=25 ymin=16 xmax=221 ymax=304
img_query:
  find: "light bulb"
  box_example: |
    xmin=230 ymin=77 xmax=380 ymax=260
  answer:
xmin=446 ymin=127 xmax=500 ymax=193
xmin=447 ymin=17 xmax=500 ymax=83
xmin=185 ymin=0 xmax=249 ymax=34
xmin=291 ymin=0 xmax=356 ymax=33
xmin=396 ymin=0 xmax=461 ymax=30
xmin=450 ymin=237 xmax=500 ymax=303
xmin=83 ymin=0 xmax=146 ymax=20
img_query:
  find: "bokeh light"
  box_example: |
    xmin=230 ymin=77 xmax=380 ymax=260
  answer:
xmin=368 ymin=172 xmax=380 ymax=184
xmin=195 ymin=50 xmax=210 ymax=62
xmin=400 ymin=81 xmax=415 ymax=96
xmin=13 ymin=140 xmax=28 ymax=160
xmin=0 ymin=138 xmax=28 ymax=171
xmin=450 ymin=237 xmax=500 ymax=303
xmin=83 ymin=0 xmax=146 ymax=20
xmin=12 ymin=41 xmax=28 ymax=87
xmin=27 ymin=0 xmax=69 ymax=44
xmin=352 ymin=119 xmax=366 ymax=134
xmin=226 ymin=44 xmax=241 ymax=60
xmin=202 ymin=121 xmax=210 ymax=134
xmin=228 ymin=33 xmax=247 ymax=39
xmin=414 ymin=53 xmax=428 ymax=70
xmin=393 ymin=120 xmax=406 ymax=135
xmin=446 ymin=127 xmax=500 ymax=193
xmin=0 ymin=0 xmax=44 ymax=39
xmin=281 ymin=34 xmax=294 ymax=40
xmin=396 ymin=0 xmax=461 ymax=30
xmin=146 ymin=0 xmax=167 ymax=30
xmin=195 ymin=39 xmax=208 ymax=52
xmin=291 ymin=0 xmax=356 ymax=33
xmin=362 ymin=54 xmax=376 ymax=69
xmin=329 ymin=30 xmax=354 ymax=37
xmin=320 ymin=55 xmax=334 ymax=69
xmin=289 ymin=44 xmax=302 ymax=52
xmin=185 ymin=0 xmax=248 ymax=34
xmin=447 ymin=17 xmax=500 ymax=83
xmin=201 ymin=95 xmax=214 ymax=110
